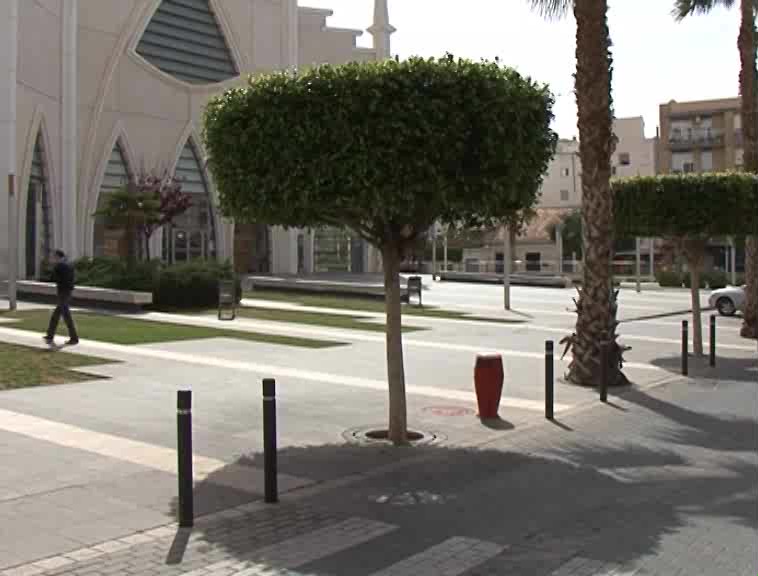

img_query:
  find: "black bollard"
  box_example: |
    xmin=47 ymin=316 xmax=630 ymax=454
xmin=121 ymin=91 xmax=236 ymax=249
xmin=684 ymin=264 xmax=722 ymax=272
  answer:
xmin=599 ymin=342 xmax=608 ymax=403
xmin=177 ymin=390 xmax=194 ymax=527
xmin=709 ymin=314 xmax=716 ymax=368
xmin=545 ymin=341 xmax=554 ymax=420
xmin=263 ymin=378 xmax=278 ymax=503
xmin=682 ymin=320 xmax=689 ymax=376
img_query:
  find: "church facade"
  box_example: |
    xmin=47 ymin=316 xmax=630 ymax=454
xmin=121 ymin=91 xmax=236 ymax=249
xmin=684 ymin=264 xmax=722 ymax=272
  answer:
xmin=0 ymin=0 xmax=394 ymax=279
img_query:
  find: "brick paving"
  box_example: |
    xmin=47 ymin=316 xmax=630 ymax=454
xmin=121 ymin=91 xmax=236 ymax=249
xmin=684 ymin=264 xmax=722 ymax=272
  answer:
xmin=2 ymin=369 xmax=756 ymax=576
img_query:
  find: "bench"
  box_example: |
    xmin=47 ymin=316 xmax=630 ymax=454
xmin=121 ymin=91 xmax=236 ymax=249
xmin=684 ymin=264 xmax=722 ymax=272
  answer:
xmin=1 ymin=280 xmax=152 ymax=311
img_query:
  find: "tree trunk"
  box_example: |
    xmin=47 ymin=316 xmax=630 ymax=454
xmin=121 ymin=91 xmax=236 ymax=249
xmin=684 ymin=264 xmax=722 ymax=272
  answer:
xmin=689 ymin=267 xmax=704 ymax=357
xmin=742 ymin=237 xmax=758 ymax=339
xmin=382 ymin=243 xmax=408 ymax=445
xmin=566 ymin=0 xmax=625 ymax=386
xmin=682 ymin=237 xmax=707 ymax=357
xmin=144 ymin=232 xmax=152 ymax=261
xmin=738 ymin=0 xmax=757 ymax=339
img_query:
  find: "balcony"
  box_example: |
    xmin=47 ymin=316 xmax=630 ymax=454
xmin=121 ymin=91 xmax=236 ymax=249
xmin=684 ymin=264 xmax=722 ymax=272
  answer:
xmin=668 ymin=128 xmax=725 ymax=150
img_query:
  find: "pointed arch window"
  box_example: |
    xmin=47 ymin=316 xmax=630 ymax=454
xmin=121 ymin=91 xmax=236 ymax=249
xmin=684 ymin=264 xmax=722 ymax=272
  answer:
xmin=136 ymin=0 xmax=238 ymax=85
xmin=25 ymin=133 xmax=52 ymax=278
xmin=94 ymin=142 xmax=131 ymax=258
xmin=164 ymin=140 xmax=217 ymax=263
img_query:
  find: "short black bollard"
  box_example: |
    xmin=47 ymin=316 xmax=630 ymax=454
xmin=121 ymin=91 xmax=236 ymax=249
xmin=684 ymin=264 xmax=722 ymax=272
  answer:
xmin=545 ymin=340 xmax=554 ymax=420
xmin=599 ymin=342 xmax=608 ymax=403
xmin=177 ymin=390 xmax=194 ymax=527
xmin=709 ymin=314 xmax=716 ymax=367
xmin=263 ymin=378 xmax=278 ymax=504
xmin=682 ymin=320 xmax=689 ymax=376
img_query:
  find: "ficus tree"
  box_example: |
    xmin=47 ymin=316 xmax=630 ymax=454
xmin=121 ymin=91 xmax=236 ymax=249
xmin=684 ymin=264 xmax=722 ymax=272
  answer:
xmin=204 ymin=55 xmax=557 ymax=444
xmin=674 ymin=0 xmax=758 ymax=340
xmin=614 ymin=173 xmax=758 ymax=355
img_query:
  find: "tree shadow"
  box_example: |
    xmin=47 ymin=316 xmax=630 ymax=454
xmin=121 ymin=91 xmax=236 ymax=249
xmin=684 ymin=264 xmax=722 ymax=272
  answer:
xmin=159 ymin=430 xmax=756 ymax=575
xmin=617 ymin=385 xmax=758 ymax=454
xmin=650 ymin=353 xmax=758 ymax=384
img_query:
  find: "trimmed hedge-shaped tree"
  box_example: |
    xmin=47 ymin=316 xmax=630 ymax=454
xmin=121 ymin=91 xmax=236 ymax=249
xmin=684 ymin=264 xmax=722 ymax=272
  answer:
xmin=204 ymin=55 xmax=557 ymax=444
xmin=614 ymin=173 xmax=758 ymax=354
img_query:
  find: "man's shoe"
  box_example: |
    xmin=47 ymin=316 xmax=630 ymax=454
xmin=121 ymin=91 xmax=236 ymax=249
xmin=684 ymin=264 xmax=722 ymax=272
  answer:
xmin=65 ymin=339 xmax=79 ymax=346
xmin=43 ymin=336 xmax=54 ymax=344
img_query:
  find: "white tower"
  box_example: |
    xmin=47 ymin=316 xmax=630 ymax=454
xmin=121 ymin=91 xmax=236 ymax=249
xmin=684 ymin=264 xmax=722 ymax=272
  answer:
xmin=368 ymin=0 xmax=395 ymax=60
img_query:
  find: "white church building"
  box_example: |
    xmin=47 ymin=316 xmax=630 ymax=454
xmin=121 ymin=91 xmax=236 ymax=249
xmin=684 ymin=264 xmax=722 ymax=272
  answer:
xmin=0 ymin=0 xmax=394 ymax=280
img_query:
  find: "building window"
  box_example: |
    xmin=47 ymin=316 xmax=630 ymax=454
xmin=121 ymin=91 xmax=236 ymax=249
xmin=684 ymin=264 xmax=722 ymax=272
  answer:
xmin=701 ymin=151 xmax=713 ymax=173
xmin=618 ymin=152 xmax=631 ymax=166
xmin=94 ymin=142 xmax=131 ymax=258
xmin=560 ymin=167 xmax=570 ymax=177
xmin=683 ymin=162 xmax=695 ymax=174
xmin=165 ymin=140 xmax=217 ymax=262
xmin=612 ymin=166 xmax=617 ymax=176
xmin=25 ymin=132 xmax=52 ymax=278
xmin=136 ymin=0 xmax=238 ymax=85
xmin=560 ymin=189 xmax=569 ymax=202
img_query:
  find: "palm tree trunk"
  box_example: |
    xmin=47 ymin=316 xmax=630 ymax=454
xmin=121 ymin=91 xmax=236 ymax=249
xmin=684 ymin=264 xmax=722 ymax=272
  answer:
xmin=738 ymin=0 xmax=757 ymax=339
xmin=566 ymin=0 xmax=625 ymax=386
xmin=743 ymin=237 xmax=758 ymax=338
xmin=382 ymin=241 xmax=408 ymax=445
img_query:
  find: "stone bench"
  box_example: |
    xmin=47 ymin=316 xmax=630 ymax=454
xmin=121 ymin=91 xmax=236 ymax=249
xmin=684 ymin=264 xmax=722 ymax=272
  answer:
xmin=2 ymin=280 xmax=152 ymax=310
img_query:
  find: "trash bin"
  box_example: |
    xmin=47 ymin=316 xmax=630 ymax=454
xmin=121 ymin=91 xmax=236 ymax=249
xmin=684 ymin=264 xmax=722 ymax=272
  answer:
xmin=474 ymin=354 xmax=503 ymax=419
xmin=407 ymin=276 xmax=422 ymax=307
xmin=218 ymin=279 xmax=237 ymax=321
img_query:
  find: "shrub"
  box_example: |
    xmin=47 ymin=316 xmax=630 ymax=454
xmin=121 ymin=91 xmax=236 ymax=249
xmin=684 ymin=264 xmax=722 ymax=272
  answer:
xmin=656 ymin=270 xmax=683 ymax=288
xmin=65 ymin=257 xmax=238 ymax=310
xmin=153 ymin=260 xmax=240 ymax=310
xmin=704 ymin=270 xmax=728 ymax=290
xmin=683 ymin=273 xmax=707 ymax=289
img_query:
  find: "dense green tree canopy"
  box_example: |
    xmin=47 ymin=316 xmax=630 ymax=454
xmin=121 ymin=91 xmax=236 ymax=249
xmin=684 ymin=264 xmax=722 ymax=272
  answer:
xmin=203 ymin=55 xmax=557 ymax=248
xmin=613 ymin=173 xmax=758 ymax=238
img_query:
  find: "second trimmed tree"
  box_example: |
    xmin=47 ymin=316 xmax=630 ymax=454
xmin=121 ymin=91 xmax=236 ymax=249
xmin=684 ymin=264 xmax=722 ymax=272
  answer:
xmin=204 ymin=56 xmax=557 ymax=444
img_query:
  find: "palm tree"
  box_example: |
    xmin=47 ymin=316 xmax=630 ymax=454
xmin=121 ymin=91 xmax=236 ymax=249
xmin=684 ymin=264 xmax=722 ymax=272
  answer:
xmin=530 ymin=0 xmax=628 ymax=386
xmin=675 ymin=0 xmax=757 ymax=339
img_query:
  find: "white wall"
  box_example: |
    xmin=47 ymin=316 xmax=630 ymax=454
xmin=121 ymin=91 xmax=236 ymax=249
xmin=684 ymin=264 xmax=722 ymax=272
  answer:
xmin=613 ymin=117 xmax=656 ymax=178
xmin=538 ymin=139 xmax=581 ymax=208
xmin=0 ymin=0 xmax=18 ymax=279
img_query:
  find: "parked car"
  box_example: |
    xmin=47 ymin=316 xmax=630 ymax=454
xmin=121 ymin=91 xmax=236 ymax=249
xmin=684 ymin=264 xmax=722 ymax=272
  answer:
xmin=708 ymin=285 xmax=746 ymax=316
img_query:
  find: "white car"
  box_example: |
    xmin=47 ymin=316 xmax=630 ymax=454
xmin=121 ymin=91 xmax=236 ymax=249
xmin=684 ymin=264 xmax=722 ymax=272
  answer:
xmin=709 ymin=285 xmax=747 ymax=317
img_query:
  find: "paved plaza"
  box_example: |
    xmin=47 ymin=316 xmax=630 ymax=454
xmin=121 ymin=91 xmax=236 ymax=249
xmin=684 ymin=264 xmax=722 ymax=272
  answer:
xmin=0 ymin=279 xmax=756 ymax=575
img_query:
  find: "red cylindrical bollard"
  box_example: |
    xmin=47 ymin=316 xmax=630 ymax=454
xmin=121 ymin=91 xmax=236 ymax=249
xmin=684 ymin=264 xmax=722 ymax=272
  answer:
xmin=474 ymin=354 xmax=504 ymax=419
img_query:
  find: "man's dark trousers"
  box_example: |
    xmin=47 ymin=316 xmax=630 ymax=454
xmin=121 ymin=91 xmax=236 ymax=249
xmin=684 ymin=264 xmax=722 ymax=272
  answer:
xmin=46 ymin=291 xmax=78 ymax=341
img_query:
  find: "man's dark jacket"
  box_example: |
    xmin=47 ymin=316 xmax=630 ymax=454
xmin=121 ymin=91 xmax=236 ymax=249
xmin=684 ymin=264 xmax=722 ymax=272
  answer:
xmin=52 ymin=261 xmax=75 ymax=295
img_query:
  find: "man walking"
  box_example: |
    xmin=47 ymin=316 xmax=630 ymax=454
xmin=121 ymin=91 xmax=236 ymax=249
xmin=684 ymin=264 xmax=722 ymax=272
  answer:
xmin=44 ymin=250 xmax=79 ymax=346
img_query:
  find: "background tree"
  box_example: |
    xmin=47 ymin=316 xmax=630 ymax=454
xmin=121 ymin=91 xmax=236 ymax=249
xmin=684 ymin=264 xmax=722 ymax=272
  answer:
xmin=614 ymin=173 xmax=758 ymax=355
xmin=675 ymin=0 xmax=758 ymax=339
xmin=549 ymin=209 xmax=583 ymax=260
xmin=530 ymin=0 xmax=623 ymax=386
xmin=204 ymin=56 xmax=556 ymax=443
xmin=94 ymin=171 xmax=192 ymax=262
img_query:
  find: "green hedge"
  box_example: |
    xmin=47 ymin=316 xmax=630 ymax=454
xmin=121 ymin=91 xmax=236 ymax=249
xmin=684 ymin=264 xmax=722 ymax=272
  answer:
xmin=656 ymin=270 xmax=682 ymax=288
xmin=153 ymin=261 xmax=239 ymax=309
xmin=58 ymin=258 xmax=239 ymax=310
xmin=614 ymin=173 xmax=758 ymax=238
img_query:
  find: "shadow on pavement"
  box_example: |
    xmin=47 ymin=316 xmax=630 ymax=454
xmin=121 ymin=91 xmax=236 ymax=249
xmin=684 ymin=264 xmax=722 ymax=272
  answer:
xmin=163 ymin=400 xmax=757 ymax=575
xmin=650 ymin=353 xmax=757 ymax=384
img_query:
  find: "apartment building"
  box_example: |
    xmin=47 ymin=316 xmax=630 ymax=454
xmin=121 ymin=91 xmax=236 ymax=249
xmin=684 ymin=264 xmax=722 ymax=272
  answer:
xmin=658 ymin=97 xmax=743 ymax=174
xmin=1 ymin=0 xmax=393 ymax=280
xmin=507 ymin=117 xmax=656 ymax=272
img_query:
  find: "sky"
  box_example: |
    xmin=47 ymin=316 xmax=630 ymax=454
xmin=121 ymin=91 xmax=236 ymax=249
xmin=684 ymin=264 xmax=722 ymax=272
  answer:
xmin=300 ymin=0 xmax=742 ymax=139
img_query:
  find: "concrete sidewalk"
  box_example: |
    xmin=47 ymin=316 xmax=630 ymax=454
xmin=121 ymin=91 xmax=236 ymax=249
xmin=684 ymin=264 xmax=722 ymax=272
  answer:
xmin=1 ymin=372 xmax=756 ymax=576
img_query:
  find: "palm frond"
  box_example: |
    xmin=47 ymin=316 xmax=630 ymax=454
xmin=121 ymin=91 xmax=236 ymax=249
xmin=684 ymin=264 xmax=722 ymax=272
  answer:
xmin=529 ymin=0 xmax=572 ymax=19
xmin=673 ymin=0 xmax=736 ymax=21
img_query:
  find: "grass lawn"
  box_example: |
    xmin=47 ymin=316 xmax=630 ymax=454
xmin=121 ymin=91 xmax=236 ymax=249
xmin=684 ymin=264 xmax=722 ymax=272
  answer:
xmin=242 ymin=290 xmax=524 ymax=324
xmin=0 ymin=309 xmax=344 ymax=348
xmin=235 ymin=306 xmax=425 ymax=333
xmin=0 ymin=342 xmax=117 ymax=390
